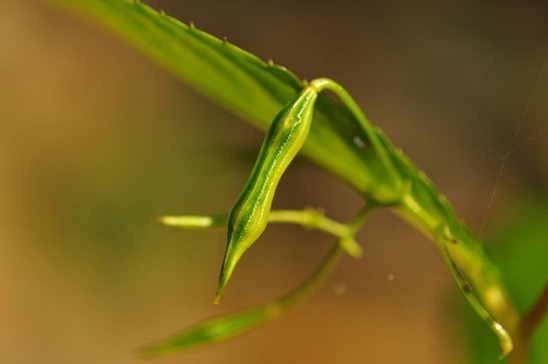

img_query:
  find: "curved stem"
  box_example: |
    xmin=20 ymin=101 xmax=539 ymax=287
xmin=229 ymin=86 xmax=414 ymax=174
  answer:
xmin=279 ymin=203 xmax=376 ymax=310
xmin=310 ymin=78 xmax=402 ymax=193
xmin=521 ymin=282 xmax=548 ymax=342
xmin=278 ymin=243 xmax=343 ymax=307
xmin=508 ymin=282 xmax=548 ymax=364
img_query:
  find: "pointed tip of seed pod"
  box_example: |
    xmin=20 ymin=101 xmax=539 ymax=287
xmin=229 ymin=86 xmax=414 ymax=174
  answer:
xmin=267 ymin=58 xmax=274 ymax=66
xmin=189 ymin=20 xmax=195 ymax=29
xmin=215 ymin=198 xmax=270 ymax=305
xmin=215 ymin=263 xmax=231 ymax=304
xmin=214 ymin=235 xmax=243 ymax=304
xmin=214 ymin=269 xmax=227 ymax=304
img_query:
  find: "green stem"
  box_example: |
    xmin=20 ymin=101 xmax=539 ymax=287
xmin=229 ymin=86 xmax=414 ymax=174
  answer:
xmin=269 ymin=209 xmax=350 ymax=237
xmin=160 ymin=207 xmax=368 ymax=258
xmin=309 ymin=78 xmax=403 ymax=202
xmin=160 ymin=208 xmax=348 ymax=236
xmin=280 ymin=203 xmax=375 ymax=307
xmin=277 ymin=243 xmax=344 ymax=307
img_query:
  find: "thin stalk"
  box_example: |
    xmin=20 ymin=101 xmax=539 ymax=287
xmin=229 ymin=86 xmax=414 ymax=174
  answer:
xmin=521 ymin=282 xmax=548 ymax=342
xmin=279 ymin=203 xmax=375 ymax=307
xmin=160 ymin=207 xmax=365 ymax=258
xmin=508 ymin=282 xmax=548 ymax=364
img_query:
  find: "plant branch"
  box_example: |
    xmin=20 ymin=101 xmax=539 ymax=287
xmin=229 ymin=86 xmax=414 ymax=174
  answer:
xmin=507 ymin=282 xmax=548 ymax=364
xmin=522 ymin=282 xmax=548 ymax=339
xmin=160 ymin=207 xmax=370 ymax=259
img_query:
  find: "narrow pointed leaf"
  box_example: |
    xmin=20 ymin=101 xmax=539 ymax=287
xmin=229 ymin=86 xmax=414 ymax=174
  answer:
xmin=50 ymin=0 xmax=399 ymax=202
xmin=142 ymin=303 xmax=282 ymax=356
xmin=143 ymin=244 xmax=343 ymax=356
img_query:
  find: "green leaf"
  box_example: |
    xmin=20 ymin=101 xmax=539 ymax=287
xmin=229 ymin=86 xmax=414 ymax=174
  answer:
xmin=51 ymin=0 xmax=391 ymax=200
xmin=143 ymin=244 xmax=343 ymax=356
xmin=142 ymin=303 xmax=282 ymax=356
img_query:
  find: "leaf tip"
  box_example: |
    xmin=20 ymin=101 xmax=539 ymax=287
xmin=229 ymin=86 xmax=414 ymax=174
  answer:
xmin=139 ymin=340 xmax=174 ymax=358
xmin=493 ymin=322 xmax=513 ymax=359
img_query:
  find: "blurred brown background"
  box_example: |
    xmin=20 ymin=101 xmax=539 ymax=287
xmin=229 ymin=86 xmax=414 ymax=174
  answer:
xmin=1 ymin=0 xmax=547 ymax=363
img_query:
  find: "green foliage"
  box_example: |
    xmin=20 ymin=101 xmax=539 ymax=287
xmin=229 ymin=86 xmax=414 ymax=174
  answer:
xmin=143 ymin=242 xmax=344 ymax=356
xmin=50 ymin=0 xmax=378 ymax=197
xmin=51 ymin=0 xmax=546 ymax=362
xmin=153 ymin=206 xmax=369 ymax=354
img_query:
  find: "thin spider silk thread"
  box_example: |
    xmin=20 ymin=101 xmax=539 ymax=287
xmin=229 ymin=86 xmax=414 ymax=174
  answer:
xmin=478 ymin=62 xmax=548 ymax=238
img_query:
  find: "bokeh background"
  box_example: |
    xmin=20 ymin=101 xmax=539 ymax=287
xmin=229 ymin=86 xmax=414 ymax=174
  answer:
xmin=2 ymin=0 xmax=547 ymax=363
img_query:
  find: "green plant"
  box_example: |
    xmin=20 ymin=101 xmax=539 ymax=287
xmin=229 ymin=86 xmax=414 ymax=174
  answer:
xmin=51 ymin=0 xmax=547 ymax=362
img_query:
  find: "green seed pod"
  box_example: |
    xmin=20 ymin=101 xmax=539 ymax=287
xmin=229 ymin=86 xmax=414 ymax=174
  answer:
xmin=216 ymin=87 xmax=318 ymax=301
